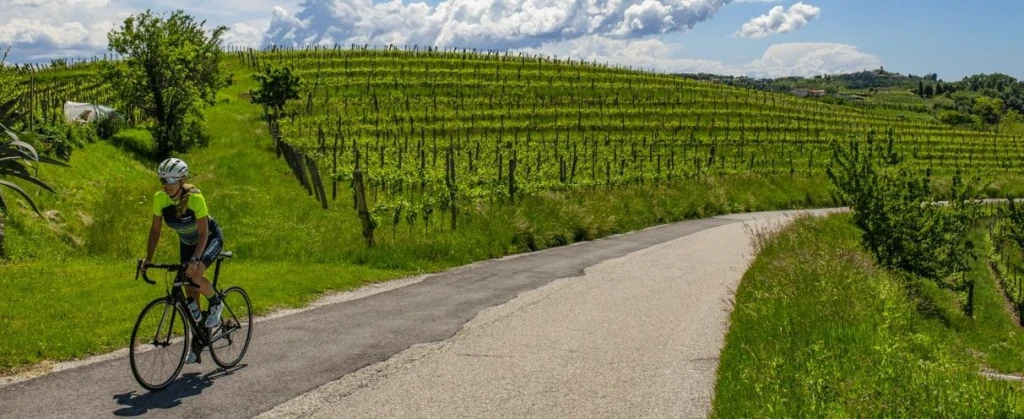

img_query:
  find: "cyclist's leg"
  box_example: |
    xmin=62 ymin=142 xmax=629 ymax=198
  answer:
xmin=191 ymin=234 xmax=223 ymax=296
xmin=180 ymin=242 xmax=202 ymax=301
xmin=181 ymin=235 xmax=223 ymax=298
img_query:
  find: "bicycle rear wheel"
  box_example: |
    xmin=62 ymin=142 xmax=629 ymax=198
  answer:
xmin=209 ymin=286 xmax=253 ymax=368
xmin=129 ymin=298 xmax=190 ymax=391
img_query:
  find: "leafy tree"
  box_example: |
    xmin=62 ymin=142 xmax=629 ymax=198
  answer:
xmin=249 ymin=65 xmax=301 ymax=121
xmin=103 ymin=10 xmax=228 ymax=160
xmin=918 ymin=80 xmax=925 ymax=97
xmin=973 ymin=96 xmax=1004 ymax=125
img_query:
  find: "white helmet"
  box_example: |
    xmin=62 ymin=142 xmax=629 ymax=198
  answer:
xmin=157 ymin=158 xmax=189 ymax=180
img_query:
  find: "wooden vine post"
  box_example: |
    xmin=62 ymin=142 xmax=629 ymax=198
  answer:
xmin=353 ymin=168 xmax=375 ymax=247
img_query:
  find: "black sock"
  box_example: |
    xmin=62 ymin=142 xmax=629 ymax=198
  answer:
xmin=208 ymin=295 xmax=221 ymax=306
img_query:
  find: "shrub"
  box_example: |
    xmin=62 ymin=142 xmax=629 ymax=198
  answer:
xmin=826 ymin=131 xmax=981 ymax=285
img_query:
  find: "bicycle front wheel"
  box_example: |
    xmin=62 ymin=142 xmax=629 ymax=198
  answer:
xmin=209 ymin=286 xmax=253 ymax=368
xmin=129 ymin=298 xmax=190 ymax=391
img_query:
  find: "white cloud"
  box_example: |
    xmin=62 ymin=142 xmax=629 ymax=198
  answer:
xmin=223 ymin=21 xmax=269 ymax=49
xmin=745 ymin=42 xmax=882 ymax=77
xmin=0 ymin=0 xmax=878 ymax=80
xmin=735 ymin=2 xmax=820 ymax=39
xmin=1 ymin=0 xmax=125 ymax=62
xmin=517 ymin=37 xmax=881 ymax=78
xmin=0 ymin=0 xmax=295 ymax=63
xmin=263 ymin=0 xmax=732 ymax=50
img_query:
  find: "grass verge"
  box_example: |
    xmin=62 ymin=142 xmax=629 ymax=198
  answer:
xmin=712 ymin=214 xmax=1024 ymax=417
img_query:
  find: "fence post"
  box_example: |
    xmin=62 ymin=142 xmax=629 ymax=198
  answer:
xmin=508 ymin=152 xmax=517 ymax=203
xmin=307 ymin=156 xmax=329 ymax=210
xmin=966 ymin=276 xmax=974 ymax=318
xmin=296 ymin=151 xmax=313 ymax=196
xmin=353 ymin=169 xmax=375 ymax=247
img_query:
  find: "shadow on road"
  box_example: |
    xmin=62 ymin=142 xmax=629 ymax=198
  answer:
xmin=111 ymin=364 xmax=247 ymax=416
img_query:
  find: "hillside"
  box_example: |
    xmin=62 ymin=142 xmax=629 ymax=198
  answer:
xmin=680 ymin=68 xmax=1024 ymax=133
xmin=2 ymin=47 xmax=1024 ymax=374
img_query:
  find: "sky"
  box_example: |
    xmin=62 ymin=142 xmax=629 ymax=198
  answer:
xmin=2 ymin=0 xmax=1021 ymax=81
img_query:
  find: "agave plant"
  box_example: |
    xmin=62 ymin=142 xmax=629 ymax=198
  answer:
xmin=0 ymin=96 xmax=68 ymax=258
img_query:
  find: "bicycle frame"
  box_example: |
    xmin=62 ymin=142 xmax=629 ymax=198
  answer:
xmin=135 ymin=258 xmax=232 ymax=348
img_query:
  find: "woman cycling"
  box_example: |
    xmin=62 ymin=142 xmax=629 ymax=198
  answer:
xmin=140 ymin=157 xmax=224 ymax=362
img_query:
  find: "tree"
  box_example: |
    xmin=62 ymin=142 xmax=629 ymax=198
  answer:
xmin=918 ymin=80 xmax=925 ymax=97
xmin=249 ymin=65 xmax=301 ymax=122
xmin=973 ymin=96 xmax=1004 ymax=125
xmin=923 ymin=83 xmax=934 ymax=97
xmin=103 ymin=10 xmax=228 ymax=160
xmin=0 ymin=97 xmax=68 ymax=259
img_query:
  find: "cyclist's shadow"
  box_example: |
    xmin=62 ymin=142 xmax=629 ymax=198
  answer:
xmin=111 ymin=364 xmax=247 ymax=417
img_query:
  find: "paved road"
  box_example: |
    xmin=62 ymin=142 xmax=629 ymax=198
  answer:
xmin=0 ymin=209 xmax=841 ymax=418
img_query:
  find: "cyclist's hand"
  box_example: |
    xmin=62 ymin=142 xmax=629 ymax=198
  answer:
xmin=186 ymin=260 xmax=206 ymax=281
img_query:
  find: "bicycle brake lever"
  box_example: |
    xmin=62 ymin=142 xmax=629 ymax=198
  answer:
xmin=136 ymin=259 xmax=156 ymax=284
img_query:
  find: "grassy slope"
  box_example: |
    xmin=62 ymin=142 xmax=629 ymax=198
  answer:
xmin=712 ymin=214 xmax=1024 ymax=417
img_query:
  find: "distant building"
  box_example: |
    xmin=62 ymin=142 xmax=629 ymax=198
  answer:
xmin=791 ymin=89 xmax=826 ymax=97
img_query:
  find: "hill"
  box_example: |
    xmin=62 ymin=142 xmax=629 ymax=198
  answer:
xmin=1 ymin=46 xmax=1024 ymax=375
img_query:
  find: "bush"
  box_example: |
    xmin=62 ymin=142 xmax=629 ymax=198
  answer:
xmin=938 ymin=110 xmax=974 ymax=126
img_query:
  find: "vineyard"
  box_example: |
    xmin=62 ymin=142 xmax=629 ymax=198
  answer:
xmin=233 ymin=45 xmax=1024 ymax=237
xmin=5 ymin=45 xmax=1024 ymax=242
xmin=4 ymin=59 xmax=140 ymax=128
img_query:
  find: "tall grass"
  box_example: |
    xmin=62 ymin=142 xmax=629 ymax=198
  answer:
xmin=712 ymin=214 xmax=1024 ymax=417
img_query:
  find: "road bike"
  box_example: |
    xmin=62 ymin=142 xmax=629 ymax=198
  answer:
xmin=129 ymin=251 xmax=252 ymax=391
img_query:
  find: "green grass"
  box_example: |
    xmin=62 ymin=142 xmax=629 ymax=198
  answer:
xmin=712 ymin=214 xmax=1024 ymax=417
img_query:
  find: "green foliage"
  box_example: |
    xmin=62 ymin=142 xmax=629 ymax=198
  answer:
xmin=973 ymin=95 xmax=1005 ymax=125
xmin=250 ymin=65 xmax=301 ymax=119
xmin=102 ymin=9 xmax=227 ymax=159
xmin=0 ymin=47 xmax=17 ymax=106
xmin=954 ymin=73 xmax=1024 ymax=113
xmin=826 ymin=131 xmax=981 ymax=283
xmin=0 ymin=116 xmax=69 ymax=258
xmin=938 ymin=109 xmax=975 ymax=126
xmin=999 ymin=196 xmax=1024 ymax=251
xmin=0 ymin=99 xmax=68 ymax=217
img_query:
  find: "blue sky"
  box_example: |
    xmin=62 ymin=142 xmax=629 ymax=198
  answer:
xmin=2 ymin=0 xmax=1021 ymax=81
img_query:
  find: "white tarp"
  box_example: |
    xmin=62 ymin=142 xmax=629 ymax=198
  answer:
xmin=63 ymin=101 xmax=118 ymax=123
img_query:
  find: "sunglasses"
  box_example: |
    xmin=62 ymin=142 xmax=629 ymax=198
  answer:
xmin=160 ymin=177 xmax=181 ymax=185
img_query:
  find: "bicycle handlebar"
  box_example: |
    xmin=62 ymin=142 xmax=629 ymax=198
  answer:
xmin=135 ymin=259 xmax=198 ymax=288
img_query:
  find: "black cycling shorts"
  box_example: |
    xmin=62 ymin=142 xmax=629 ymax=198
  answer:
xmin=179 ymin=232 xmax=224 ymax=268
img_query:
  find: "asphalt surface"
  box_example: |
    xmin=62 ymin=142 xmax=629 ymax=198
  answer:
xmin=0 ymin=209 xmax=840 ymax=418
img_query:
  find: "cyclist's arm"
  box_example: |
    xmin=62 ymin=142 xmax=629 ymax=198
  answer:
xmin=191 ymin=217 xmax=209 ymax=265
xmin=145 ymin=215 xmax=161 ymax=262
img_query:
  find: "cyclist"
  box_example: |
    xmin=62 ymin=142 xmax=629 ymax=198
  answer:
xmin=139 ymin=157 xmax=225 ymax=363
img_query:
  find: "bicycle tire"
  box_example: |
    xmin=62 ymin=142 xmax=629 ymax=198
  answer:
xmin=129 ymin=298 xmax=191 ymax=391
xmin=209 ymin=286 xmax=253 ymax=368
